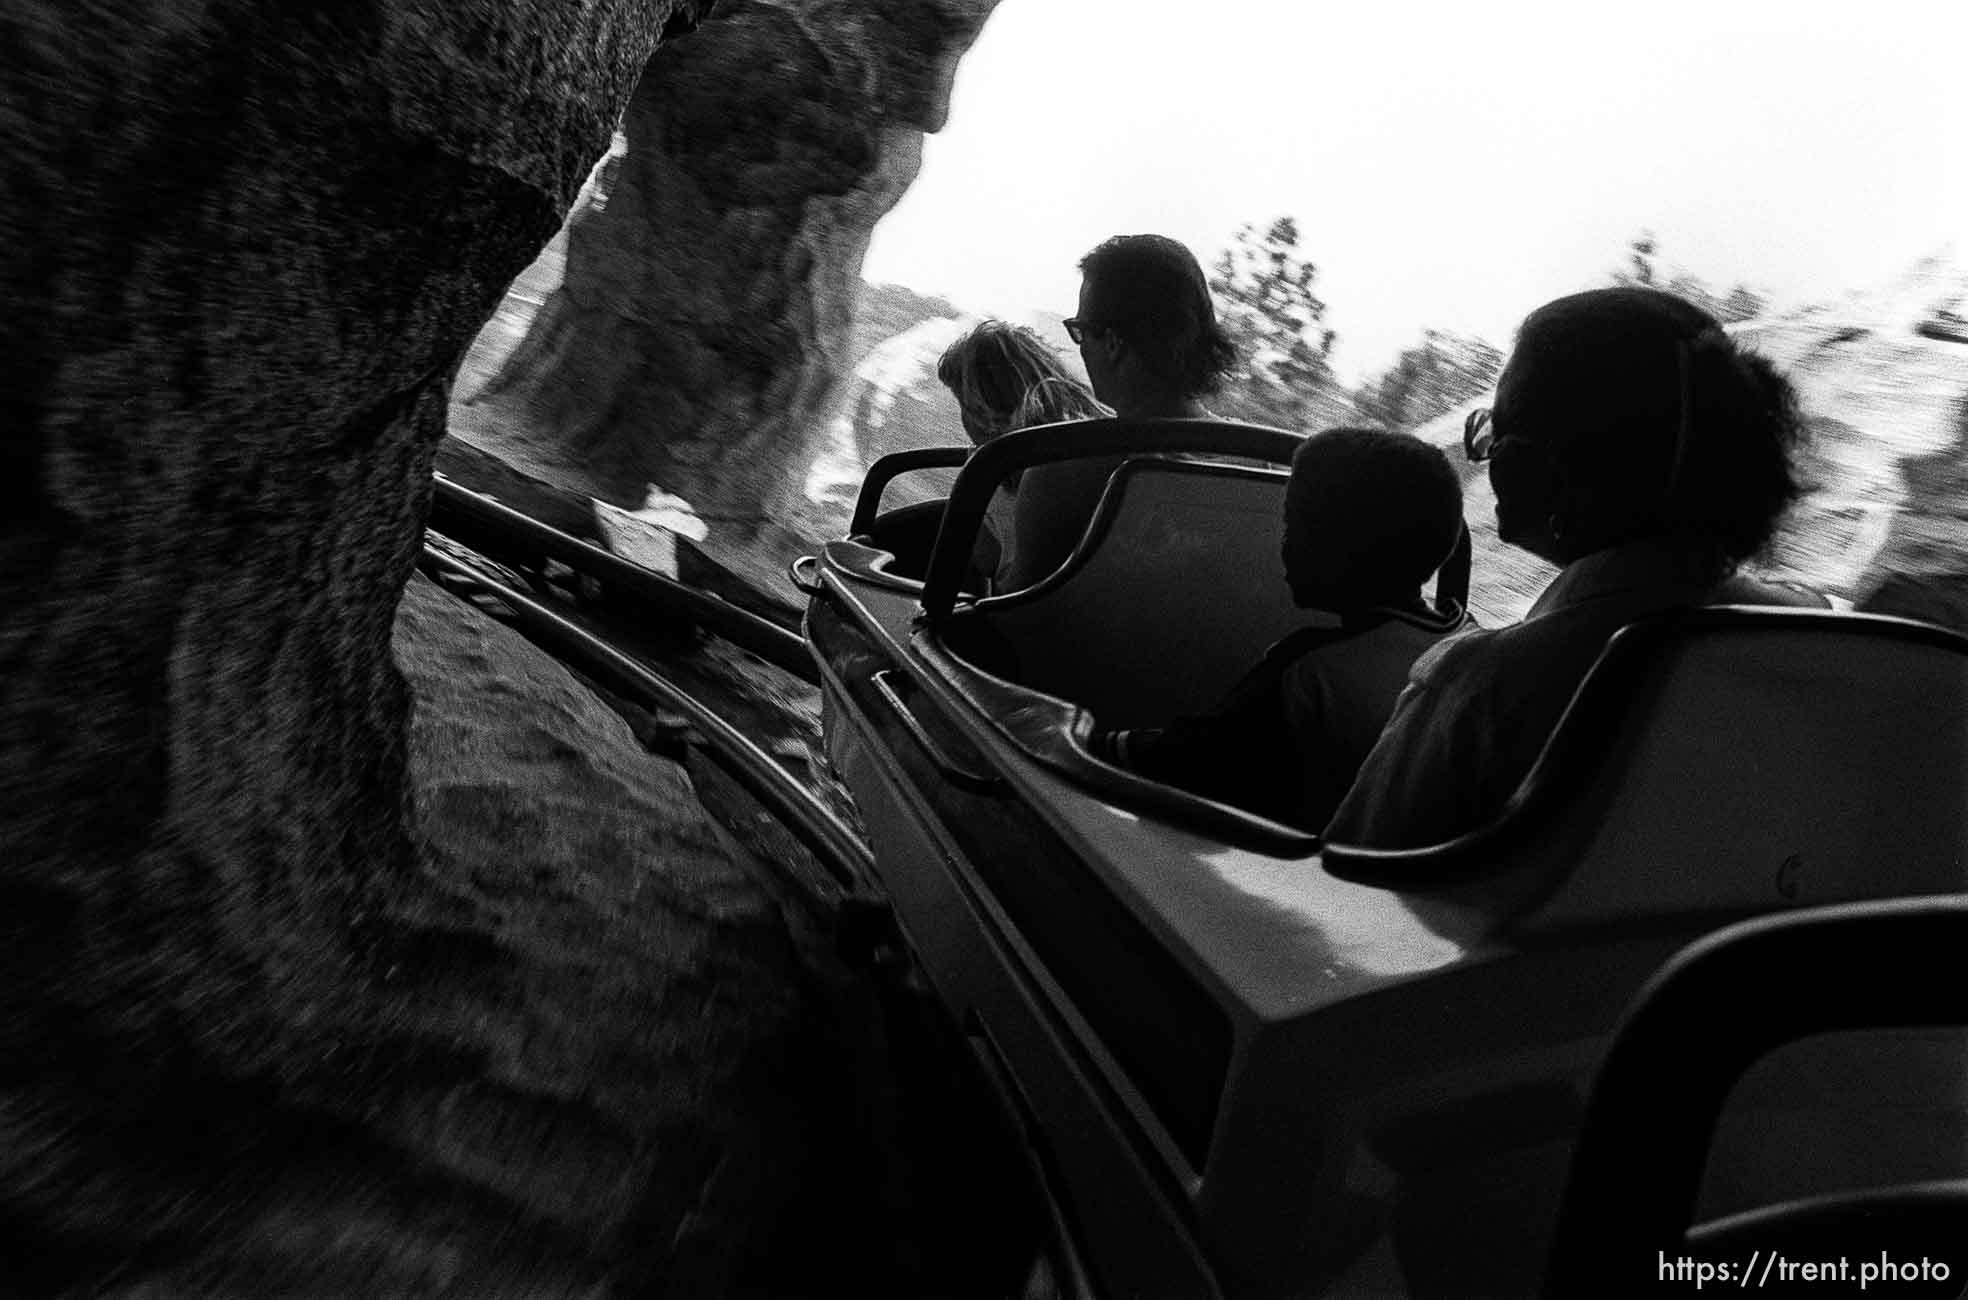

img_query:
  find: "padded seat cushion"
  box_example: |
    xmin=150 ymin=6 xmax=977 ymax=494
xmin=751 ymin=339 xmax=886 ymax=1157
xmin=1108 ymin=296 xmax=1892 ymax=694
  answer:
xmin=1528 ymin=617 xmax=1968 ymax=923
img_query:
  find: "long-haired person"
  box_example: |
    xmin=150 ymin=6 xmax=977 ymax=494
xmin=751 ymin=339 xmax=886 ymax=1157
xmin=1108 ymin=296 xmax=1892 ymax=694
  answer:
xmin=937 ymin=319 xmax=1100 ymax=447
xmin=935 ymin=321 xmax=1105 ymax=587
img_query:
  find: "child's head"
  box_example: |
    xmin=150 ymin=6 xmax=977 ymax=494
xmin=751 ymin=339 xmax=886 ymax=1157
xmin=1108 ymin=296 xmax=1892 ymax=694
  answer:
xmin=1281 ymin=427 xmax=1464 ymax=611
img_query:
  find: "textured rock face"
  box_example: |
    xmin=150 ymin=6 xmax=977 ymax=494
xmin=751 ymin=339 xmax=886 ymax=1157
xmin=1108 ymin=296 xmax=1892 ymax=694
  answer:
xmin=0 ymin=0 xmax=717 ymax=1287
xmin=1735 ymin=258 xmax=1968 ymax=626
xmin=388 ymin=576 xmax=879 ymax=1297
xmin=459 ymin=0 xmax=1005 ymax=536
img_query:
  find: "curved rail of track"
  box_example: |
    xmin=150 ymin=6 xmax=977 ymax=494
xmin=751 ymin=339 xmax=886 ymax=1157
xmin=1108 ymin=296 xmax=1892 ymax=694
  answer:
xmin=416 ymin=544 xmax=875 ymax=893
xmin=428 ymin=473 xmax=816 ymax=683
xmin=416 ymin=472 xmax=891 ymax=948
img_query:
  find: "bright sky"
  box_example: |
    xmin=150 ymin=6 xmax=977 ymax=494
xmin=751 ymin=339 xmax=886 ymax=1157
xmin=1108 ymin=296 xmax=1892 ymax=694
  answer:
xmin=862 ymin=0 xmax=1968 ymax=383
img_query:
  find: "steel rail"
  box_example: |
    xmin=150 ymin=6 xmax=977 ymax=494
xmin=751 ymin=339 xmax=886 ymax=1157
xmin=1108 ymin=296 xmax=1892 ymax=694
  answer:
xmin=417 ymin=542 xmax=876 ymax=901
xmin=428 ymin=473 xmax=816 ymax=683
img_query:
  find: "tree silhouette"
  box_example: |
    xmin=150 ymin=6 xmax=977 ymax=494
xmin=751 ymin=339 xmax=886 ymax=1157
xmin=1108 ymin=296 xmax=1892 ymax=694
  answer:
xmin=1209 ymin=217 xmax=1347 ymax=428
xmin=1612 ymin=231 xmax=1766 ymax=323
xmin=1625 ymin=231 xmax=1660 ymax=286
xmin=1356 ymin=329 xmax=1504 ymax=432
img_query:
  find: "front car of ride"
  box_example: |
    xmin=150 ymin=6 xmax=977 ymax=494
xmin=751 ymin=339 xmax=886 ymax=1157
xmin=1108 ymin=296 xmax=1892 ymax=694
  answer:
xmin=800 ymin=418 xmax=1968 ymax=1299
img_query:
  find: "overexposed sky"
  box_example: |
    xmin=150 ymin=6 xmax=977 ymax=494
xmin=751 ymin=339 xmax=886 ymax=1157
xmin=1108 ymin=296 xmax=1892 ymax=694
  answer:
xmin=862 ymin=0 xmax=1968 ymax=382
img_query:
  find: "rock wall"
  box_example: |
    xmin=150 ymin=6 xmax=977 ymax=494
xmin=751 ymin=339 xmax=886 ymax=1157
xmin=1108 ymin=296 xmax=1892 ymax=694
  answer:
xmin=0 ymin=1 xmax=726 ymax=1288
xmin=1735 ymin=257 xmax=1968 ymax=626
xmin=458 ymin=0 xmax=1004 ymax=536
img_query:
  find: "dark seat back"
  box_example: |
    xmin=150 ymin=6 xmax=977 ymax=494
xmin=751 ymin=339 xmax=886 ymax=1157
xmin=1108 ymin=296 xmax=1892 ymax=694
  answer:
xmin=1543 ymin=899 xmax=1968 ymax=1298
xmin=972 ymin=457 xmax=1316 ymax=729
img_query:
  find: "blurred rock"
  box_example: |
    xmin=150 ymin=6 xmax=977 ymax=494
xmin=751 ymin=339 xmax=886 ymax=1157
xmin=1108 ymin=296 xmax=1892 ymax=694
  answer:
xmin=392 ymin=573 xmax=888 ymax=1297
xmin=457 ymin=0 xmax=1005 ymax=541
xmin=0 ymin=0 xmax=748 ymax=1289
xmin=1736 ymin=254 xmax=1968 ymax=609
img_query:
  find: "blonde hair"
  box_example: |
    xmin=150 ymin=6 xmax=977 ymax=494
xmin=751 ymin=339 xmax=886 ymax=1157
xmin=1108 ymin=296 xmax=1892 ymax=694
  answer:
xmin=1012 ymin=375 xmax=1107 ymax=430
xmin=936 ymin=320 xmax=1103 ymax=444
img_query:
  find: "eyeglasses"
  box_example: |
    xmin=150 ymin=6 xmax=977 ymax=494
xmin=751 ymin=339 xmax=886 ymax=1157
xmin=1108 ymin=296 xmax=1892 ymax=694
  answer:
xmin=1463 ymin=407 xmax=1499 ymax=462
xmin=1063 ymin=318 xmax=1107 ymax=346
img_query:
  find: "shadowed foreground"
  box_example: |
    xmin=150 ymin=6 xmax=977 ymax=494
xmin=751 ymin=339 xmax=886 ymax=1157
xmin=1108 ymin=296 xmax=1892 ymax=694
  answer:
xmin=5 ymin=574 xmax=1031 ymax=1297
xmin=0 ymin=4 xmax=1037 ymax=1292
xmin=392 ymin=574 xmax=1037 ymax=1297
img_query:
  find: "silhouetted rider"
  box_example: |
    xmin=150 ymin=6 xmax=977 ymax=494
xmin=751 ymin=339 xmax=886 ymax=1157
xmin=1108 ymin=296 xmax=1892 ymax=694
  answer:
xmin=1005 ymin=234 xmax=1238 ymax=588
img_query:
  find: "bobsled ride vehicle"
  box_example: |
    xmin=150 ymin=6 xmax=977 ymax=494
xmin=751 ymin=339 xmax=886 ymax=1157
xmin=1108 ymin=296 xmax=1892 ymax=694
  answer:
xmin=795 ymin=417 xmax=1968 ymax=1298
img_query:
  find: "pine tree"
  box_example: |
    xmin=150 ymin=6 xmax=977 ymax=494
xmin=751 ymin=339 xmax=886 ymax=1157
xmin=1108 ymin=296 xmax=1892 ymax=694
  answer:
xmin=1208 ymin=217 xmax=1347 ymax=428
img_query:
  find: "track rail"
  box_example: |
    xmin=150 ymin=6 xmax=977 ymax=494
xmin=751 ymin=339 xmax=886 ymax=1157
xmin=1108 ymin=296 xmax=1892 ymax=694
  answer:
xmin=417 ymin=542 xmax=878 ymax=909
xmin=428 ymin=473 xmax=815 ymax=682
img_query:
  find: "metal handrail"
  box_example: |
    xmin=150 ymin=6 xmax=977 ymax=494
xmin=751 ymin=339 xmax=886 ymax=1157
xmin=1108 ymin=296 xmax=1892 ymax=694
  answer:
xmin=847 ymin=445 xmax=971 ymax=536
xmin=428 ymin=474 xmax=815 ymax=683
xmin=918 ymin=418 xmax=1307 ymax=623
xmin=1543 ymin=897 xmax=1968 ymax=1295
xmin=418 ymin=543 xmax=875 ymax=900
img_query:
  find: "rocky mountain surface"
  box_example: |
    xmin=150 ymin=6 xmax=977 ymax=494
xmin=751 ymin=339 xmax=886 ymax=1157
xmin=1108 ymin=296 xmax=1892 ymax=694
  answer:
xmin=1743 ymin=255 xmax=1968 ymax=625
xmin=0 ymin=0 xmax=702 ymax=1284
xmin=0 ymin=3 xmax=1034 ymax=1294
xmin=455 ymin=0 xmax=1005 ymax=541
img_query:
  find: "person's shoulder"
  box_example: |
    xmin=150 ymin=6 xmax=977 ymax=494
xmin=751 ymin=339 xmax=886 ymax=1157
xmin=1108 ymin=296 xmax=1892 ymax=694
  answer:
xmin=1406 ymin=618 xmax=1506 ymax=683
xmin=1712 ymin=573 xmax=1832 ymax=609
xmin=1264 ymin=619 xmax=1352 ymax=664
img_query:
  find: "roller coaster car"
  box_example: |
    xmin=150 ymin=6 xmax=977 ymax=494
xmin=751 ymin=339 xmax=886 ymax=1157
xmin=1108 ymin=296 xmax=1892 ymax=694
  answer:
xmin=798 ymin=418 xmax=1968 ymax=1299
xmin=1545 ymin=898 xmax=1968 ymax=1297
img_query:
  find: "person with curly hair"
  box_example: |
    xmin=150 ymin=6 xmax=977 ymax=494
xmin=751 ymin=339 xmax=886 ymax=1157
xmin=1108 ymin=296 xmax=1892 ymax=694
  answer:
xmin=1325 ymin=286 xmax=1826 ymax=847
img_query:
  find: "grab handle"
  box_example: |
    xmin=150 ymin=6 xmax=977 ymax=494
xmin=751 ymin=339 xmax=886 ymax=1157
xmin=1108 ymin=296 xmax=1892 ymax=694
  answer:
xmin=920 ymin=417 xmax=1304 ymax=623
xmin=788 ymin=553 xmax=824 ymax=597
xmin=870 ymin=670 xmax=1006 ymax=792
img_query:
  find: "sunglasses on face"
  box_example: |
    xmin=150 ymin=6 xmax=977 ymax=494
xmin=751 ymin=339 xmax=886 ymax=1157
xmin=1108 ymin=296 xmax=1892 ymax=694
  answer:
xmin=1463 ymin=407 xmax=1499 ymax=462
xmin=1464 ymin=407 xmax=1560 ymax=464
xmin=1063 ymin=318 xmax=1107 ymax=346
